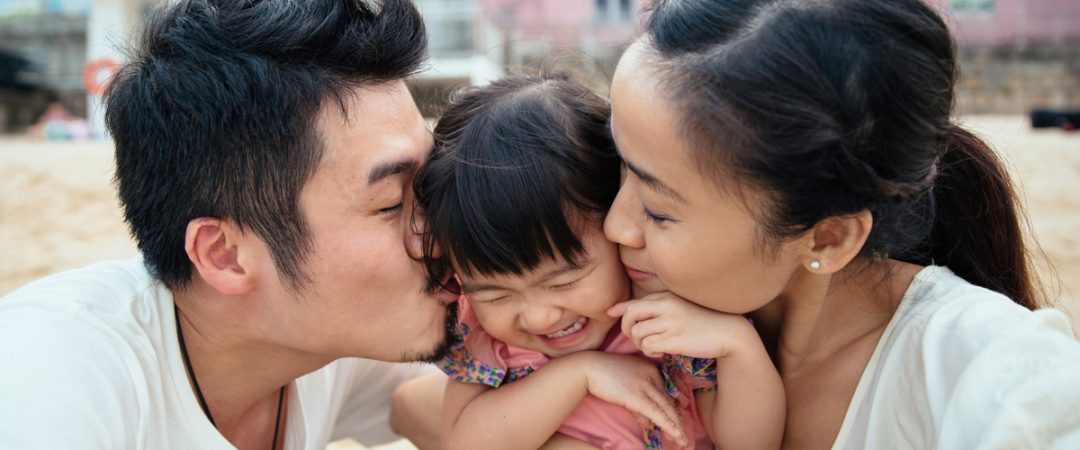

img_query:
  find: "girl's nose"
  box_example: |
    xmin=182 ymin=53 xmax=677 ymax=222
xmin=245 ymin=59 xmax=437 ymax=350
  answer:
xmin=520 ymin=302 xmax=563 ymax=334
xmin=604 ymin=185 xmax=644 ymax=249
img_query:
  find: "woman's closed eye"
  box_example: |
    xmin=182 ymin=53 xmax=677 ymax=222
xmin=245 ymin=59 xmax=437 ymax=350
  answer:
xmin=642 ymin=203 xmax=675 ymax=224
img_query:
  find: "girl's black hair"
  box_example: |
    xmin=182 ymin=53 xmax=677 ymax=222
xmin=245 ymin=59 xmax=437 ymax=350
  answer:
xmin=644 ymin=0 xmax=1041 ymax=308
xmin=415 ymin=72 xmax=619 ymax=279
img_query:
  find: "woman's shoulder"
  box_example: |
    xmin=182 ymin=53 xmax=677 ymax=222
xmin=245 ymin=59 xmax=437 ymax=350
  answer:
xmin=893 ymin=265 xmax=1073 ymax=343
xmin=839 ymin=266 xmax=1080 ymax=449
xmin=880 ymin=265 xmax=1078 ymax=378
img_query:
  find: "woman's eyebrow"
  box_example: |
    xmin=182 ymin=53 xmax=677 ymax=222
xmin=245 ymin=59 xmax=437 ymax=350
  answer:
xmin=621 ymin=156 xmax=686 ymax=204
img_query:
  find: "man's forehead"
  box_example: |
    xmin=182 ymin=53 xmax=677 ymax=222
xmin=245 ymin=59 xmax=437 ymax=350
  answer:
xmin=314 ymin=81 xmax=430 ymax=172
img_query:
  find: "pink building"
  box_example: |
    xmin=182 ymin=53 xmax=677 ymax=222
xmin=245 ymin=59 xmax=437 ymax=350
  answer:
xmin=928 ymin=0 xmax=1080 ymax=47
xmin=480 ymin=0 xmax=641 ymax=49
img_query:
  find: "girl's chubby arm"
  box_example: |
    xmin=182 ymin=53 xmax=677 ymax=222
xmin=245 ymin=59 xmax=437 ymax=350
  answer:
xmin=609 ymin=293 xmax=786 ymax=450
xmin=441 ymin=350 xmax=691 ymax=450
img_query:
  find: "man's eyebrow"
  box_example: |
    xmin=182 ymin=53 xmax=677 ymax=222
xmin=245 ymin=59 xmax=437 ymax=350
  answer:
xmin=621 ymin=156 xmax=686 ymax=204
xmin=367 ymin=158 xmax=420 ymax=186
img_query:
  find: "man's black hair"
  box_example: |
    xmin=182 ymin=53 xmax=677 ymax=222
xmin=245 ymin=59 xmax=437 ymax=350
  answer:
xmin=106 ymin=0 xmax=427 ymax=289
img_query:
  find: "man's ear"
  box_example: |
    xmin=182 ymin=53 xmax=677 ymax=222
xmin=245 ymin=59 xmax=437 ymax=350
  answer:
xmin=185 ymin=218 xmax=255 ymax=295
xmin=802 ymin=210 xmax=873 ymax=274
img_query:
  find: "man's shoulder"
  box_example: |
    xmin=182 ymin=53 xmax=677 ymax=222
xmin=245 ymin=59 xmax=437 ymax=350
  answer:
xmin=1 ymin=258 xmax=161 ymax=319
xmin=0 ymin=258 xmax=169 ymax=382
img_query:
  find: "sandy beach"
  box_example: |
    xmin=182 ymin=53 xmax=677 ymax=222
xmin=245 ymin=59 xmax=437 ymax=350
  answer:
xmin=3 ymin=115 xmax=1077 ymax=314
xmin=1 ymin=115 xmax=1077 ymax=449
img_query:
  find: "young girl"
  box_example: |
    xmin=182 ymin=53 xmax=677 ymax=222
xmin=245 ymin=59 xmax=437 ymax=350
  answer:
xmin=413 ymin=72 xmax=785 ymax=450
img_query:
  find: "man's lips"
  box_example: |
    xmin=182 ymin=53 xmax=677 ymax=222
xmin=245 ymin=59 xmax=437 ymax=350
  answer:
xmin=435 ymin=276 xmax=461 ymax=305
xmin=624 ymin=265 xmax=655 ymax=282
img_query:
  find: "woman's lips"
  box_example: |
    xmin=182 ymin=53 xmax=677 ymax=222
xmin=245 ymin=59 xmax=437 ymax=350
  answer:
xmin=624 ymin=265 xmax=655 ymax=282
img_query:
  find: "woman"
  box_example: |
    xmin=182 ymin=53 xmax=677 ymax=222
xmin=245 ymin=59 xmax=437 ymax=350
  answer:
xmin=604 ymin=0 xmax=1080 ymax=448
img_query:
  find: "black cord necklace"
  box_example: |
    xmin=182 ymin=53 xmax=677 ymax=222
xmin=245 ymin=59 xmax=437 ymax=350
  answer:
xmin=175 ymin=305 xmax=284 ymax=450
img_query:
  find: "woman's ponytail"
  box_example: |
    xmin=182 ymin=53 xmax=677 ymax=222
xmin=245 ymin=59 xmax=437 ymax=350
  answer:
xmin=928 ymin=124 xmax=1041 ymax=309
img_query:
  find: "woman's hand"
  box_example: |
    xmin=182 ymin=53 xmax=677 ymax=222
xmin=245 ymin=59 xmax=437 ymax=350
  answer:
xmin=607 ymin=292 xmax=760 ymax=360
xmin=565 ymin=351 xmax=690 ymax=446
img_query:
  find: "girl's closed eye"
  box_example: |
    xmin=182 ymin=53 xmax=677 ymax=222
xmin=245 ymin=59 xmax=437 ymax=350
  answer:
xmin=549 ymin=279 xmax=579 ymax=290
xmin=475 ymin=295 xmax=510 ymax=305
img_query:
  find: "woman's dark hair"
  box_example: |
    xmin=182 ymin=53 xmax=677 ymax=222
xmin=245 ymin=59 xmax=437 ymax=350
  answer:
xmin=415 ymin=72 xmax=619 ymax=280
xmin=643 ymin=0 xmax=1041 ymax=308
xmin=105 ymin=0 xmax=426 ymax=290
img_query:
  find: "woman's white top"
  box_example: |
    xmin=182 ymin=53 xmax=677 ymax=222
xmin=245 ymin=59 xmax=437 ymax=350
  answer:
xmin=833 ymin=266 xmax=1080 ymax=449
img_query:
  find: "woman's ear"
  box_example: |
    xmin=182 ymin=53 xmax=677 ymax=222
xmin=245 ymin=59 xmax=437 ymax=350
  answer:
xmin=803 ymin=210 xmax=873 ymax=274
xmin=184 ymin=218 xmax=256 ymax=295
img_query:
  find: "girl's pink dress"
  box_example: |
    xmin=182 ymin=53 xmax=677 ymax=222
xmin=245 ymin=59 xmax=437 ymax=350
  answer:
xmin=438 ymin=298 xmax=717 ymax=450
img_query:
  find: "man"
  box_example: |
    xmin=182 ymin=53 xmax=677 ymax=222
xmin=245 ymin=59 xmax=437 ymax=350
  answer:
xmin=0 ymin=0 xmax=454 ymax=448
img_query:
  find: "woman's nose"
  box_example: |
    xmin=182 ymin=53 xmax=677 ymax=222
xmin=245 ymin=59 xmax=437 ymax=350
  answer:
xmin=604 ymin=185 xmax=644 ymax=249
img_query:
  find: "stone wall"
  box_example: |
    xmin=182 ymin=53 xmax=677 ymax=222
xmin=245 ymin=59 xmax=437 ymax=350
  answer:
xmin=956 ymin=44 xmax=1080 ymax=115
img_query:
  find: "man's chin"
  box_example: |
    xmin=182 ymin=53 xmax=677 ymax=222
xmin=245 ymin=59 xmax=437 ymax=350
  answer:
xmin=400 ymin=301 xmax=458 ymax=363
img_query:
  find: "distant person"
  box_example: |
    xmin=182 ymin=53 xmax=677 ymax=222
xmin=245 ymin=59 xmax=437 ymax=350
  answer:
xmin=410 ymin=72 xmax=784 ymax=449
xmin=1 ymin=1 xmax=455 ymax=448
xmin=603 ymin=0 xmax=1080 ymax=448
xmin=29 ymin=99 xmax=92 ymax=140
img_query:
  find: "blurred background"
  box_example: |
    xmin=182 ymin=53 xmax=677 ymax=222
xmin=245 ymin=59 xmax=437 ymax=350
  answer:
xmin=1 ymin=1 xmax=1078 ymax=448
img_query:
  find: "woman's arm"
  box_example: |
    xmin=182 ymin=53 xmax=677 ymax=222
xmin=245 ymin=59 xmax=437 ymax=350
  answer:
xmin=695 ymin=339 xmax=785 ymax=449
xmin=611 ymin=292 xmax=786 ymax=449
xmin=441 ymin=351 xmax=689 ymax=450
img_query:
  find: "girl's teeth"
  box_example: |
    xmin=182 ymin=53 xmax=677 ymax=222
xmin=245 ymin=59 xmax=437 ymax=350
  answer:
xmin=546 ymin=317 xmax=587 ymax=339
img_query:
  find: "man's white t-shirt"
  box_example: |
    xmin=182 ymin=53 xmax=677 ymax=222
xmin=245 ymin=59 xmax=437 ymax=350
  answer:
xmin=0 ymin=259 xmax=433 ymax=449
xmin=834 ymin=266 xmax=1080 ymax=449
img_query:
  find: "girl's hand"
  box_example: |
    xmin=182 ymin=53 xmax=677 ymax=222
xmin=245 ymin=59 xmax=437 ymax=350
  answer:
xmin=566 ymin=351 xmax=690 ymax=446
xmin=606 ymin=292 xmax=760 ymax=360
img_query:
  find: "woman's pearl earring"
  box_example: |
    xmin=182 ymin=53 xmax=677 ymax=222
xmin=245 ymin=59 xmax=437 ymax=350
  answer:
xmin=809 ymin=260 xmax=822 ymax=271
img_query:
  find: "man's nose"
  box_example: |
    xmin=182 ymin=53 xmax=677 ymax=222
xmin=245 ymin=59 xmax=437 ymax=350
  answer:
xmin=405 ymin=203 xmax=441 ymax=260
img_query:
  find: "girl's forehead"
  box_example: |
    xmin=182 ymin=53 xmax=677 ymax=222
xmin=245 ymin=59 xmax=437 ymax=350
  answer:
xmin=458 ymin=254 xmax=594 ymax=289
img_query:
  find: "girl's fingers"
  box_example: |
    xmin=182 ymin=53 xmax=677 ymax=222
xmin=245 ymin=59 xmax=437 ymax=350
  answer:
xmin=606 ymin=301 xmax=631 ymax=317
xmin=619 ymin=303 xmax=659 ymax=340
xmin=632 ymin=413 xmax=653 ymax=435
xmin=639 ymin=333 xmax=670 ymax=358
xmin=625 ymin=388 xmax=686 ymax=446
xmin=642 ymin=383 xmax=688 ymax=445
xmin=629 ymin=318 xmax=668 ymax=352
xmin=643 ymin=370 xmax=688 ymax=445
